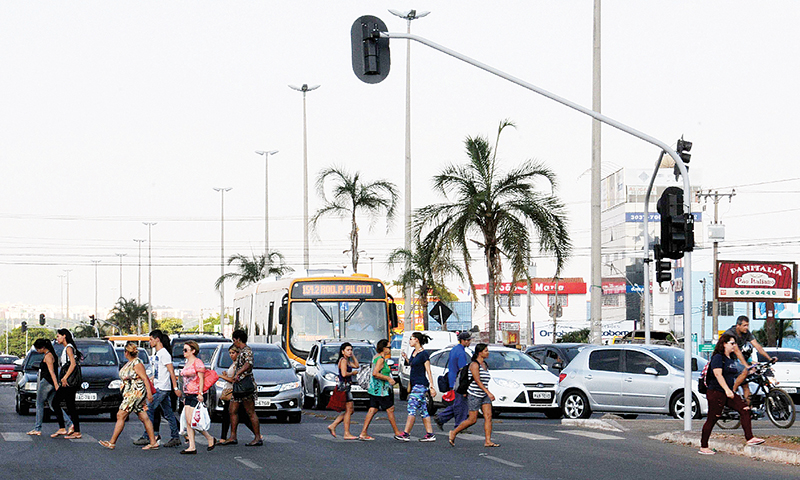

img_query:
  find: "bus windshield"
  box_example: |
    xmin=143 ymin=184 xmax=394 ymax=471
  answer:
xmin=290 ymin=300 xmax=386 ymax=353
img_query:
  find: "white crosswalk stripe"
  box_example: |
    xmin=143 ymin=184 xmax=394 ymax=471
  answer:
xmin=262 ymin=434 xmax=296 ymax=444
xmin=1 ymin=432 xmax=33 ymax=442
xmin=496 ymin=431 xmax=557 ymax=441
xmin=311 ymin=434 xmax=339 ymax=442
xmin=68 ymin=433 xmax=98 ymax=443
xmin=556 ymin=430 xmax=625 ymax=440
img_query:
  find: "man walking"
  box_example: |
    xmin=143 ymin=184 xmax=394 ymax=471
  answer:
xmin=134 ymin=330 xmax=182 ymax=447
xmin=434 ymin=331 xmax=471 ymax=430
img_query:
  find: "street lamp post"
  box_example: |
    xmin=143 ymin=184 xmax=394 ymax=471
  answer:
xmin=143 ymin=222 xmax=157 ymax=332
xmin=115 ymin=253 xmax=126 ymax=301
xmin=288 ymin=83 xmax=320 ymax=271
xmin=255 ymin=150 xmax=279 ymax=256
xmin=91 ymin=260 xmax=100 ymax=326
xmin=64 ymin=269 xmax=72 ymax=325
xmin=134 ymin=239 xmax=146 ymax=334
xmin=389 ymin=8 xmax=429 ymax=333
xmin=58 ymin=274 xmax=66 ymax=328
xmin=214 ymin=187 xmax=232 ymax=336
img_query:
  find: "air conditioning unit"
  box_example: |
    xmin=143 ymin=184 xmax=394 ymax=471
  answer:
xmin=658 ymin=317 xmax=669 ymax=326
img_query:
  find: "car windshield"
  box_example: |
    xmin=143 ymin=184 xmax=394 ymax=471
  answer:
xmin=197 ymin=345 xmax=218 ymax=367
xmin=320 ymin=345 xmax=376 ymax=364
xmin=80 ymin=344 xmax=118 ymax=367
xmin=253 ymin=349 xmax=291 ymax=369
xmin=761 ymin=351 xmax=800 ymax=363
xmin=115 ymin=350 xmax=149 ymax=364
xmin=485 ymin=350 xmax=544 ymax=370
xmin=650 ymin=348 xmax=706 ymax=371
xmin=290 ymin=301 xmax=386 ymax=354
xmin=24 ymin=352 xmax=45 ymax=370
xmin=0 ymin=357 xmax=16 ymax=364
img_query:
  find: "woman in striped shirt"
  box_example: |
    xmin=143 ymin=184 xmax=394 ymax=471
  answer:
xmin=448 ymin=343 xmax=499 ymax=448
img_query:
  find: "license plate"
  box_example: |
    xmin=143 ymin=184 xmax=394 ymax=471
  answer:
xmin=351 ymin=385 xmax=364 ymax=392
xmin=255 ymin=398 xmax=271 ymax=407
xmin=781 ymin=387 xmax=797 ymax=394
xmin=1 ymin=374 xmax=10 ymax=379
xmin=75 ymin=393 xmax=97 ymax=402
xmin=530 ymin=391 xmax=552 ymax=400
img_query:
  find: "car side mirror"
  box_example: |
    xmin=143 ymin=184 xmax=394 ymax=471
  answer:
xmin=294 ymin=365 xmax=306 ymax=373
xmin=306 ymin=358 xmax=316 ymax=367
xmin=14 ymin=364 xmax=23 ymax=372
xmin=644 ymin=367 xmax=659 ymax=376
xmin=551 ymin=362 xmax=564 ymax=371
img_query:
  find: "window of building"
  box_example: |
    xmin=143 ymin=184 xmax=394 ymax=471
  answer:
xmin=547 ymin=295 xmax=569 ymax=307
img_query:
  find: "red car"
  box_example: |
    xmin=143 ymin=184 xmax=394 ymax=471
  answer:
xmin=0 ymin=355 xmax=20 ymax=382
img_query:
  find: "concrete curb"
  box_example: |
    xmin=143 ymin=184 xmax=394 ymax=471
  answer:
xmin=653 ymin=431 xmax=800 ymax=465
xmin=560 ymin=419 xmax=626 ymax=432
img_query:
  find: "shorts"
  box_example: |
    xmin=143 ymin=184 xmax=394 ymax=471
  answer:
xmin=406 ymin=384 xmax=429 ymax=419
xmin=184 ymin=394 xmax=204 ymax=408
xmin=369 ymin=393 xmax=394 ymax=411
xmin=467 ymin=393 xmax=492 ymax=412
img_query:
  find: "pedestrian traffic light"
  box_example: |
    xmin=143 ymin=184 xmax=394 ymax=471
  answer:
xmin=657 ymin=186 xmax=695 ymax=259
xmin=351 ymin=15 xmax=390 ymax=84
xmin=20 ymin=321 xmax=27 ymax=333
xmin=39 ymin=313 xmax=46 ymax=326
xmin=673 ymin=137 xmax=692 ymax=180
xmin=654 ymin=245 xmax=672 ymax=284
xmin=89 ymin=315 xmax=95 ymax=327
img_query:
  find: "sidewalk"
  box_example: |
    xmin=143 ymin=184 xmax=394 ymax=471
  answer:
xmin=654 ymin=430 xmax=800 ymax=465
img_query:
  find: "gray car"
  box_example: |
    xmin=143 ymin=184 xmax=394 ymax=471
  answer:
xmin=302 ymin=340 xmax=376 ymax=409
xmin=556 ymin=344 xmax=709 ymax=420
xmin=207 ymin=343 xmax=305 ymax=423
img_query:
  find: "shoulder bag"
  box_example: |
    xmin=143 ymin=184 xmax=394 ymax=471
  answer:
xmin=59 ymin=346 xmax=82 ymax=388
xmin=233 ymin=373 xmax=256 ymax=395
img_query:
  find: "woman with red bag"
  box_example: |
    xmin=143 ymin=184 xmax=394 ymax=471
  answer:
xmin=179 ymin=341 xmax=217 ymax=454
xmin=327 ymin=342 xmax=360 ymax=439
xmin=99 ymin=343 xmax=158 ymax=450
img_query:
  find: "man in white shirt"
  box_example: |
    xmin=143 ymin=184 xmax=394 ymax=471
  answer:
xmin=134 ymin=330 xmax=182 ymax=447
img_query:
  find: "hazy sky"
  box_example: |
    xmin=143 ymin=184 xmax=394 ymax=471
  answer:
xmin=1 ymin=1 xmax=798 ymax=317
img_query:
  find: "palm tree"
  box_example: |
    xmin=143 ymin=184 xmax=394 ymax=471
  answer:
xmin=215 ymin=252 xmax=293 ymax=291
xmin=107 ymin=297 xmax=149 ymax=334
xmin=754 ymin=319 xmax=796 ymax=347
xmin=311 ymin=166 xmax=399 ymax=272
xmin=387 ymin=229 xmax=465 ymax=329
xmin=414 ymin=120 xmax=571 ymax=343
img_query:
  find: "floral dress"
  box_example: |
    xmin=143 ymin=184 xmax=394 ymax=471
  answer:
xmin=119 ymin=358 xmax=147 ymax=413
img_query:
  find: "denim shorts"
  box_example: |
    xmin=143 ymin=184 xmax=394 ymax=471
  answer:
xmin=467 ymin=393 xmax=492 ymax=412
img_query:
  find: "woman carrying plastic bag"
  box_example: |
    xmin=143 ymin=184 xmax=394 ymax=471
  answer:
xmin=179 ymin=341 xmax=217 ymax=454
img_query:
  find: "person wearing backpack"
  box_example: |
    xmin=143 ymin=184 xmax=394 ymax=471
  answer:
xmin=358 ymin=339 xmax=403 ymax=441
xmin=434 ymin=332 xmax=472 ymax=430
xmin=448 ymin=343 xmax=499 ymax=448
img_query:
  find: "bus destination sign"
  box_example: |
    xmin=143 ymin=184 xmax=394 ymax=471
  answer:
xmin=292 ymin=281 xmax=384 ymax=299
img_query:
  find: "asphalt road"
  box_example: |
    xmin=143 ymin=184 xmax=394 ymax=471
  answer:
xmin=1 ymin=383 xmax=798 ymax=479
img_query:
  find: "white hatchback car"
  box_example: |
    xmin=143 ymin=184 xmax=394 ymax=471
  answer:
xmin=758 ymin=348 xmax=800 ymax=399
xmin=428 ymin=344 xmax=561 ymax=418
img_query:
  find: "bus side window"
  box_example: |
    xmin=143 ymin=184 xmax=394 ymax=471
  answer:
xmin=268 ymin=302 xmax=275 ymax=336
xmin=389 ymin=303 xmax=398 ymax=328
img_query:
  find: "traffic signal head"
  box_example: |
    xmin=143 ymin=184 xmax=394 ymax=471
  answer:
xmin=657 ymin=187 xmax=694 ymax=259
xmin=39 ymin=313 xmax=45 ymax=326
xmin=351 ymin=15 xmax=390 ymax=84
xmin=653 ymin=245 xmax=672 ymax=284
xmin=673 ymin=137 xmax=692 ymax=180
xmin=89 ymin=315 xmax=95 ymax=327
xmin=20 ymin=321 xmax=27 ymax=333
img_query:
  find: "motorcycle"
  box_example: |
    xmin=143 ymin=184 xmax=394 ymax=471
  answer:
xmin=717 ymin=358 xmax=796 ymax=429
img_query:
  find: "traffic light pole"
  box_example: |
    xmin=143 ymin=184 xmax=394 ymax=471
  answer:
xmin=379 ymin=30 xmax=694 ymax=430
xmin=642 ymin=150 xmax=666 ymax=347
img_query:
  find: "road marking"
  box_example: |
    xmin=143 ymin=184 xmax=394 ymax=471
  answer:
xmin=262 ymin=434 xmax=296 ymax=444
xmin=456 ymin=433 xmax=485 ymax=441
xmin=311 ymin=434 xmax=340 ymax=442
xmin=556 ymin=430 xmax=624 ymax=440
xmin=480 ymin=454 xmax=523 ymax=468
xmin=69 ymin=434 xmax=98 ymax=443
xmin=496 ymin=431 xmax=557 ymax=441
xmin=234 ymin=457 xmax=262 ymax=470
xmin=1 ymin=432 xmax=33 ymax=442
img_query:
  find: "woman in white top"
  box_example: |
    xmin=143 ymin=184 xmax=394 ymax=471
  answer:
xmin=218 ymin=345 xmax=246 ymax=440
xmin=448 ymin=343 xmax=499 ymax=448
xmin=52 ymin=329 xmax=82 ymax=439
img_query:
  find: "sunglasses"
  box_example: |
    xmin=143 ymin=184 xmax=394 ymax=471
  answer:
xmin=183 ymin=348 xmax=191 ymax=352
xmin=726 ymin=341 xmax=736 ymax=345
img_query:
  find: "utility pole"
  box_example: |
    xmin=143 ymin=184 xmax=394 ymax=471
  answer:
xmin=551 ymin=278 xmax=560 ymax=341
xmin=143 ymin=222 xmax=157 ymax=332
xmin=64 ymin=269 xmax=72 ymax=325
xmin=589 ymin=0 xmax=603 ymax=345
xmin=697 ymin=189 xmax=736 ymax=342
xmin=58 ymin=274 xmax=66 ymax=328
xmin=115 ymin=253 xmax=127 ymax=300
xmin=91 ymin=260 xmax=100 ymax=327
xmin=699 ymin=278 xmax=707 ymax=348
xmin=213 ymin=187 xmax=232 ymax=336
xmin=134 ymin=239 xmax=145 ymax=304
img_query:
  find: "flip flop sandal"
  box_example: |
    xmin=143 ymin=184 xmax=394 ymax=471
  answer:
xmin=485 ymin=443 xmax=501 ymax=448
xmin=99 ymin=441 xmax=116 ymax=450
xmin=698 ymin=449 xmax=716 ymax=455
xmin=358 ymin=436 xmax=375 ymax=441
xmin=747 ymin=438 xmax=766 ymax=446
xmin=142 ymin=443 xmax=159 ymax=450
xmin=65 ymin=433 xmax=82 ymax=440
xmin=50 ymin=430 xmax=67 ymax=438
xmin=26 ymin=431 xmax=42 ymax=436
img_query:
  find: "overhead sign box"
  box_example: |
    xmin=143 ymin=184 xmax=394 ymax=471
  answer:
xmin=715 ymin=260 xmax=798 ymax=302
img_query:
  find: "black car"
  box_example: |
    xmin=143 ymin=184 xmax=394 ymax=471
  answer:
xmin=525 ymin=343 xmax=588 ymax=374
xmin=15 ymin=338 xmax=123 ymax=420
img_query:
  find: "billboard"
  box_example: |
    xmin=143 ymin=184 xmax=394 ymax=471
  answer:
xmin=716 ymin=261 xmax=798 ymax=302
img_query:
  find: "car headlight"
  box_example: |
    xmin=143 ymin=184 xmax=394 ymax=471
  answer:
xmin=24 ymin=382 xmax=37 ymax=391
xmin=494 ymin=378 xmax=520 ymax=390
xmin=108 ymin=380 xmax=123 ymax=389
xmin=323 ymin=372 xmax=337 ymax=382
xmin=279 ymin=381 xmax=301 ymax=392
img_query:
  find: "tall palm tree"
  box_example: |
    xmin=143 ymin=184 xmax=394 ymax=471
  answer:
xmin=215 ymin=252 xmax=293 ymax=291
xmin=414 ymin=120 xmax=571 ymax=343
xmin=311 ymin=166 xmax=399 ymax=272
xmin=108 ymin=297 xmax=149 ymax=334
xmin=387 ymin=229 xmax=465 ymax=329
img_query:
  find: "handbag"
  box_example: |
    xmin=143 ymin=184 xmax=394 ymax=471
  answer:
xmin=59 ymin=361 xmax=82 ymax=388
xmin=147 ymin=376 xmax=157 ymax=395
xmin=437 ymin=373 xmax=450 ymax=393
xmin=233 ymin=374 xmax=256 ymax=395
xmin=425 ymin=390 xmax=437 ymax=417
xmin=220 ymin=387 xmax=233 ymax=402
xmin=327 ymin=388 xmax=347 ymax=412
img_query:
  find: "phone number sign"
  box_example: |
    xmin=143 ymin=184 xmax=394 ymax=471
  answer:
xmin=716 ymin=260 xmax=798 ymax=302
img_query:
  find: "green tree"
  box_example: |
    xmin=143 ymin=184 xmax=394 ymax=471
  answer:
xmin=1 ymin=327 xmax=55 ymax=357
xmin=73 ymin=324 xmax=101 ymax=338
xmin=107 ymin=297 xmax=149 ymax=334
xmin=156 ymin=317 xmax=184 ymax=335
xmin=387 ymin=230 xmax=464 ymax=330
xmin=311 ymin=166 xmax=399 ymax=273
xmin=753 ymin=320 xmax=796 ymax=347
xmin=215 ymin=252 xmax=293 ymax=291
xmin=558 ymin=328 xmax=589 ymax=344
xmin=193 ymin=313 xmax=232 ymax=334
xmin=414 ymin=121 xmax=571 ymax=343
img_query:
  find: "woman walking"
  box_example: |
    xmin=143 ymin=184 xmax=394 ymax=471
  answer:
xmin=449 ymin=343 xmax=499 ymax=448
xmin=52 ymin=329 xmax=82 ymax=439
xmin=699 ymin=334 xmax=765 ymax=455
xmin=358 ymin=339 xmax=403 ymax=441
xmin=398 ymin=332 xmax=437 ymax=442
xmin=327 ymin=342 xmax=359 ymax=440
xmin=27 ymin=338 xmax=72 ymax=436
xmin=180 ymin=341 xmax=216 ymax=454
xmin=99 ymin=343 xmax=159 ymax=450
xmin=218 ymin=345 xmax=250 ymax=440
